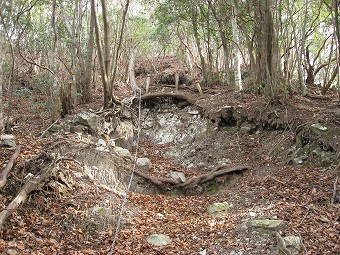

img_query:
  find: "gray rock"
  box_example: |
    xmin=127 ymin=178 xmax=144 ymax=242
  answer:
xmin=0 ymin=134 xmax=17 ymax=147
xmin=278 ymin=235 xmax=302 ymax=255
xmin=239 ymin=123 xmax=253 ymax=135
xmin=92 ymin=205 xmax=112 ymax=216
xmin=168 ymin=171 xmax=186 ymax=182
xmin=146 ymin=234 xmax=172 ymax=246
xmin=251 ymin=219 xmax=286 ymax=233
xmin=136 ymin=157 xmax=152 ymax=170
xmin=75 ymin=112 xmax=99 ymax=130
xmin=70 ymin=124 xmax=86 ymax=134
xmin=114 ymin=147 xmax=131 ymax=158
xmin=49 ymin=124 xmax=61 ymax=133
xmin=207 ymin=202 xmax=230 ymax=217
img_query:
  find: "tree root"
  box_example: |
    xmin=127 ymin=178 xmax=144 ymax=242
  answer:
xmin=140 ymin=92 xmax=197 ymax=105
xmin=135 ymin=165 xmax=249 ymax=192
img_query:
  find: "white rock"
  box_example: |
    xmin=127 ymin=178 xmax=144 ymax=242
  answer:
xmin=146 ymin=234 xmax=172 ymax=246
xmin=199 ymin=249 xmax=207 ymax=255
xmin=96 ymin=138 xmax=107 ymax=147
xmin=136 ymin=157 xmax=152 ymax=170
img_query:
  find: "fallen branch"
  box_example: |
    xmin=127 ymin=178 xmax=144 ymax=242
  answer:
xmin=0 ymin=159 xmax=57 ymax=229
xmin=141 ymin=92 xmax=197 ymax=105
xmin=135 ymin=165 xmax=249 ymax=191
xmin=0 ymin=145 xmax=22 ymax=189
xmin=305 ymin=93 xmax=332 ymax=101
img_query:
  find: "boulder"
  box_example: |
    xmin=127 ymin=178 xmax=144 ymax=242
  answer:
xmin=0 ymin=134 xmax=17 ymax=147
xmin=207 ymin=202 xmax=230 ymax=217
xmin=167 ymin=171 xmax=186 ymax=182
xmin=136 ymin=158 xmax=152 ymax=170
xmin=75 ymin=112 xmax=99 ymax=130
xmin=146 ymin=234 xmax=172 ymax=246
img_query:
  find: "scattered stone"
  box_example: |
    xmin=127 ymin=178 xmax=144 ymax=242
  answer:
xmin=199 ymin=249 xmax=207 ymax=255
xmin=49 ymin=124 xmax=61 ymax=133
xmin=230 ymin=250 xmax=244 ymax=255
xmin=114 ymin=147 xmax=131 ymax=158
xmin=249 ymin=212 xmax=256 ymax=217
xmin=155 ymin=213 xmax=165 ymax=219
xmin=146 ymin=234 xmax=172 ymax=246
xmin=136 ymin=157 xmax=152 ymax=170
xmin=75 ymin=112 xmax=99 ymax=130
xmin=207 ymin=202 xmax=230 ymax=217
xmin=96 ymin=139 xmax=109 ymax=152
xmin=251 ymin=219 xmax=286 ymax=234
xmin=167 ymin=171 xmax=186 ymax=182
xmin=239 ymin=123 xmax=253 ymax=135
xmin=311 ymin=123 xmax=327 ymax=131
xmin=278 ymin=235 xmax=302 ymax=255
xmin=0 ymin=134 xmax=17 ymax=147
xmin=92 ymin=205 xmax=112 ymax=217
xmin=6 ymin=249 xmax=19 ymax=255
xmin=70 ymin=124 xmax=86 ymax=134
xmin=293 ymin=156 xmax=306 ymax=165
xmin=96 ymin=138 xmax=107 ymax=147
xmin=188 ymin=109 xmax=200 ymax=115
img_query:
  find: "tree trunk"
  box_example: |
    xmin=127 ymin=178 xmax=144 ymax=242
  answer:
xmin=82 ymin=4 xmax=95 ymax=102
xmin=231 ymin=0 xmax=243 ymax=91
xmin=254 ymin=0 xmax=280 ymax=96
xmin=51 ymin=0 xmax=59 ymax=121
xmin=191 ymin=2 xmax=208 ymax=86
xmin=0 ymin=34 xmax=3 ymax=131
xmin=91 ymin=0 xmax=111 ymax=109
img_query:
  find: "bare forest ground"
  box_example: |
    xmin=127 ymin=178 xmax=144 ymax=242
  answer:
xmin=0 ymin=56 xmax=339 ymax=254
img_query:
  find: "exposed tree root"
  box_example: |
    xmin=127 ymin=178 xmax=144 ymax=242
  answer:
xmin=140 ymin=92 xmax=197 ymax=105
xmin=135 ymin=165 xmax=249 ymax=192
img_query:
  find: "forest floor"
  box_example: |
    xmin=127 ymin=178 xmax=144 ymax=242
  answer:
xmin=0 ymin=57 xmax=339 ymax=254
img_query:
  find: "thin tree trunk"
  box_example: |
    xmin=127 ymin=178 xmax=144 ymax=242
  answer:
xmin=0 ymin=33 xmax=3 ymax=131
xmin=91 ymin=0 xmax=110 ymax=108
xmin=231 ymin=0 xmax=243 ymax=91
xmin=191 ymin=2 xmax=208 ymax=86
xmin=51 ymin=0 xmax=59 ymax=122
xmin=83 ymin=4 xmax=95 ymax=102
